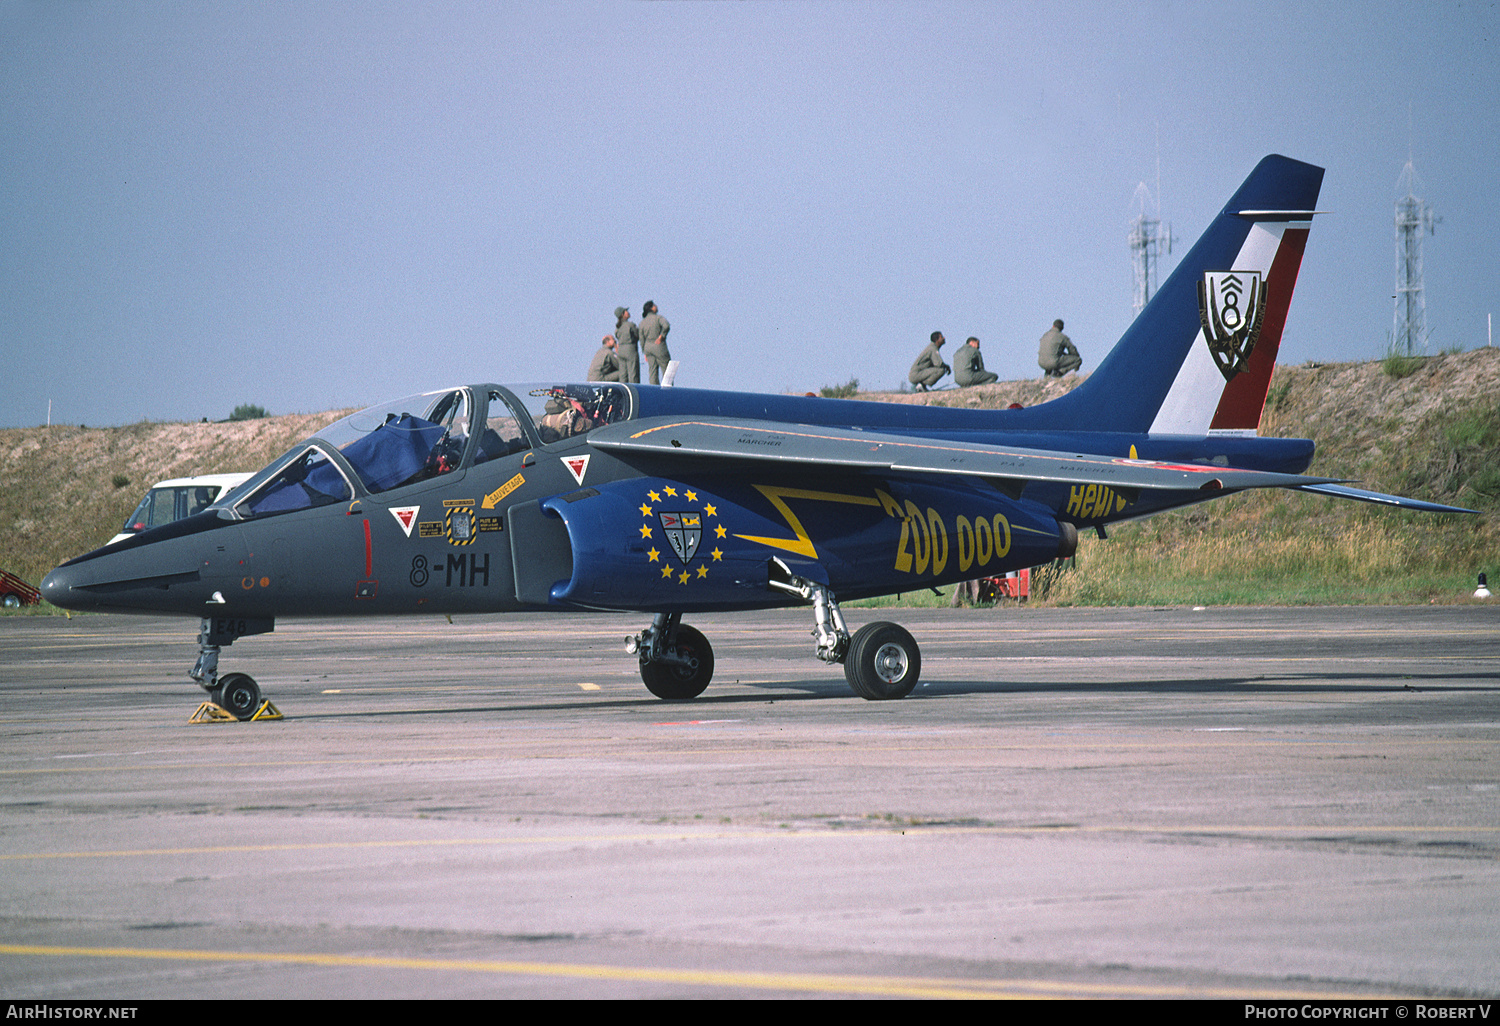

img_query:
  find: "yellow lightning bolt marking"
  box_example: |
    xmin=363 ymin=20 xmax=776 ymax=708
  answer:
xmin=733 ymin=486 xmax=882 ymax=560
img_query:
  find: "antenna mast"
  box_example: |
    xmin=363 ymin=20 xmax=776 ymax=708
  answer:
xmin=1393 ymin=155 xmax=1438 ymax=356
xmin=1128 ymin=180 xmax=1171 ymax=319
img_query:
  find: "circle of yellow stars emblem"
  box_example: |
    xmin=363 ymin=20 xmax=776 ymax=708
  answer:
xmin=638 ymin=485 xmax=726 ymax=585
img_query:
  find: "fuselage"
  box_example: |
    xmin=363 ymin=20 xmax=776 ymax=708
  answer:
xmin=42 ymin=381 xmax=1314 ymax=620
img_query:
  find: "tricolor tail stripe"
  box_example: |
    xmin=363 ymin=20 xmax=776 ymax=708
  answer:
xmin=1208 ymin=225 xmax=1309 ymax=432
xmin=1150 ymin=216 xmax=1313 ymax=435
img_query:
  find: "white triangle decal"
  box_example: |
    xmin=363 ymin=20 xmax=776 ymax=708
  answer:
xmin=562 ymin=454 xmax=591 ymax=486
xmin=389 ymin=505 xmax=420 ymax=537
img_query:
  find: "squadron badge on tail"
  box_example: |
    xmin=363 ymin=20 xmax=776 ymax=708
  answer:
xmin=1198 ymin=270 xmax=1266 ymax=381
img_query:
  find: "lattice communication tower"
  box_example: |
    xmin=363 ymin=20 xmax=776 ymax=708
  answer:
xmin=1129 ymin=181 xmax=1172 ymax=319
xmin=1393 ymin=158 xmax=1438 ymax=356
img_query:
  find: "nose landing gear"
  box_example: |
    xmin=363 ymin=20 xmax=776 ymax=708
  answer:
xmin=189 ymin=617 xmax=279 ymax=721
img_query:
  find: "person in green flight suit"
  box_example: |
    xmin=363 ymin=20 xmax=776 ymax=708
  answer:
xmin=639 ymin=300 xmax=671 ymax=385
xmin=953 ymin=336 xmax=999 ymax=386
xmin=1037 ymin=319 xmax=1082 ymax=378
xmin=907 ymin=331 xmax=950 ymax=391
xmin=614 ymin=307 xmax=640 ymax=384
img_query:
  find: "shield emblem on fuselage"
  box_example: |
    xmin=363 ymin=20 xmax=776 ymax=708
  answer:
xmin=1198 ymin=270 xmax=1266 ymax=381
xmin=659 ymin=511 xmax=702 ymax=564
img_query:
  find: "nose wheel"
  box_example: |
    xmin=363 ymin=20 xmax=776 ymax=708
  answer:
xmin=189 ymin=617 xmax=277 ymax=721
xmin=210 ymin=673 xmax=263 ymax=721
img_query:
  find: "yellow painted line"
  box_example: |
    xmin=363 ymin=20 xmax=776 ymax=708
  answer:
xmin=0 ymin=944 xmax=1397 ymax=1000
xmin=2 ymin=823 xmax=1493 ymax=862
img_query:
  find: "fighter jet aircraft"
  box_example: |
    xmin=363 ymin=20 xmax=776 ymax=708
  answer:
xmin=42 ymin=155 xmax=1472 ymax=717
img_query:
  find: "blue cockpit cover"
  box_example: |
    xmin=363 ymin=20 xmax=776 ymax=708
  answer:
xmin=340 ymin=414 xmax=446 ymax=493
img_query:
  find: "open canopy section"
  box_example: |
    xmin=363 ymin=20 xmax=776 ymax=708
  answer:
xmin=510 ymin=383 xmax=631 ymax=444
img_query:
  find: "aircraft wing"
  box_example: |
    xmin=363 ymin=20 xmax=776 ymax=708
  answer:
xmin=587 ymin=416 xmax=1341 ymax=495
xmin=1292 ymin=482 xmax=1477 ymax=514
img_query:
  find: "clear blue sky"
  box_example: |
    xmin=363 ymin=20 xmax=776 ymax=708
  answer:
xmin=3 ymin=0 xmax=1496 ymax=428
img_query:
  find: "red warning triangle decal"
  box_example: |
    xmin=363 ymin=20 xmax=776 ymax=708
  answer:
xmin=389 ymin=505 xmax=420 ymax=537
xmin=562 ymin=455 xmax=591 ymax=486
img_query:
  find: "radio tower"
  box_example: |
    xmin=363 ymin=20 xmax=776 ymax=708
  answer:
xmin=1393 ymin=157 xmax=1438 ymax=355
xmin=1128 ymin=180 xmax=1171 ymax=319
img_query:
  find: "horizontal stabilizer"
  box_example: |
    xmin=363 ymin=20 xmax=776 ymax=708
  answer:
xmin=590 ymin=416 xmax=1339 ymax=495
xmin=1293 ymin=482 xmax=1477 ymax=514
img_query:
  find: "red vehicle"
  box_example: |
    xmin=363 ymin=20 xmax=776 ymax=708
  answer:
xmin=1 ymin=570 xmax=42 ymax=609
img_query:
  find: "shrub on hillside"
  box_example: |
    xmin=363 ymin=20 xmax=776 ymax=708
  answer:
xmin=229 ymin=404 xmax=269 ymax=421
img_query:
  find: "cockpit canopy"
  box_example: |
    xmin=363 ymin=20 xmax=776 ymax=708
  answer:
xmin=228 ymin=383 xmax=629 ymax=519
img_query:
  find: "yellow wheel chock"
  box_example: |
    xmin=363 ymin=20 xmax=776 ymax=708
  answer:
xmin=190 ymin=699 xmax=282 ymax=723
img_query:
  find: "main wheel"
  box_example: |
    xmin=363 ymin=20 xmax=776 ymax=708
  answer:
xmin=212 ymin=672 xmax=263 ymax=721
xmin=844 ymin=622 xmax=920 ymax=700
xmin=640 ymin=624 xmax=714 ymax=700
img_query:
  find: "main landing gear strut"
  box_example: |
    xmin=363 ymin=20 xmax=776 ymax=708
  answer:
xmin=626 ymin=561 xmax=922 ymax=702
xmin=768 ymin=558 xmax=921 ymax=701
xmin=627 ymin=612 xmax=715 ymax=700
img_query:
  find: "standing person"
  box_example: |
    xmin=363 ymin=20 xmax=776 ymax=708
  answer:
xmin=953 ymin=336 xmax=999 ymax=386
xmin=1037 ymin=319 xmax=1082 ymax=378
xmin=614 ymin=307 xmax=640 ymax=383
xmin=907 ymin=331 xmax=950 ymax=391
xmin=587 ymin=335 xmax=622 ymax=382
xmin=639 ymin=300 xmax=671 ymax=385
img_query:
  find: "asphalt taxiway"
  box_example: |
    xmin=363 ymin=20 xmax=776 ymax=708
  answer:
xmin=1 ymin=604 xmax=1497 ymax=999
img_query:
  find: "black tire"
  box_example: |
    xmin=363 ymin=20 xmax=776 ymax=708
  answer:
xmin=212 ymin=673 xmax=262 ymax=721
xmin=844 ymin=622 xmax=920 ymax=700
xmin=640 ymin=624 xmax=714 ymax=700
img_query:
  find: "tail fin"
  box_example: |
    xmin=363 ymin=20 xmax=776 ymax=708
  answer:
xmin=1038 ymin=155 xmax=1324 ymax=435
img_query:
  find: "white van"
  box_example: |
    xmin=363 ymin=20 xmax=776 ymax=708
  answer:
xmin=108 ymin=473 xmax=254 ymax=545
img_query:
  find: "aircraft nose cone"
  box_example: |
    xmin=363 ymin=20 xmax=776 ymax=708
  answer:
xmin=41 ymin=564 xmax=94 ymax=611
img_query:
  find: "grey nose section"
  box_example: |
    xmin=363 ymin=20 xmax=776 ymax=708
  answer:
xmin=41 ymin=564 xmax=92 ymax=610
